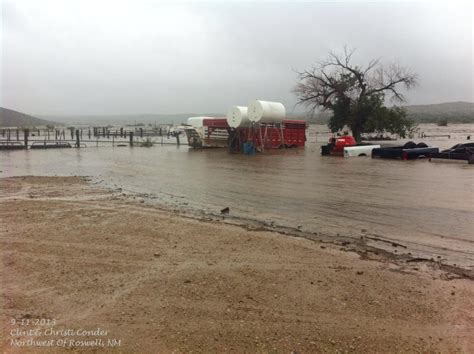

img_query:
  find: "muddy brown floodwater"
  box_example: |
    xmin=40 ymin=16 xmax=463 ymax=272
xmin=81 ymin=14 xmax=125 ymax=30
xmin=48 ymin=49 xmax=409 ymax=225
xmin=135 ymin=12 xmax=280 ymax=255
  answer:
xmin=0 ymin=124 xmax=473 ymax=269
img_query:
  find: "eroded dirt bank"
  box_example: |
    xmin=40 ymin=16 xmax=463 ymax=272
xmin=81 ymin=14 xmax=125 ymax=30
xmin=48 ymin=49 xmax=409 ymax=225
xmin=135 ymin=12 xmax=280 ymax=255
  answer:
xmin=1 ymin=176 xmax=473 ymax=353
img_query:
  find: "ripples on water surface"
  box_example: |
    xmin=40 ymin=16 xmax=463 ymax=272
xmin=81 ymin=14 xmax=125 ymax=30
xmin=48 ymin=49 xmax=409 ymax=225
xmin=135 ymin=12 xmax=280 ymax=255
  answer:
xmin=1 ymin=124 xmax=473 ymax=267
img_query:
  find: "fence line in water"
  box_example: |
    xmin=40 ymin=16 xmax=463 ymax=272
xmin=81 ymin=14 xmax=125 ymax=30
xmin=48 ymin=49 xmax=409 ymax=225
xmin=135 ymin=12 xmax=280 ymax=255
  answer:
xmin=0 ymin=126 xmax=183 ymax=149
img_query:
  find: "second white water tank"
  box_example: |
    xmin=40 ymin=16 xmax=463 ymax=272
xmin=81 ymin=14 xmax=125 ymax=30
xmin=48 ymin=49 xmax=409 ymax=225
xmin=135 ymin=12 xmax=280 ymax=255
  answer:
xmin=248 ymin=100 xmax=286 ymax=123
xmin=226 ymin=106 xmax=249 ymax=128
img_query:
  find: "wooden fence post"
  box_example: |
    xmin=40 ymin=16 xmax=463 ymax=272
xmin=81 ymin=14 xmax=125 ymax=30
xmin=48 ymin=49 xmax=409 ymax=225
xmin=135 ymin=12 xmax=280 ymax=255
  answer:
xmin=24 ymin=129 xmax=29 ymax=149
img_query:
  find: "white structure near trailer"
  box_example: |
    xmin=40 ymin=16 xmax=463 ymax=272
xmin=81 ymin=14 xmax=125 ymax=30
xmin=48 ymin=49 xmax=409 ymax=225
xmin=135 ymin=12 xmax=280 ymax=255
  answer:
xmin=344 ymin=145 xmax=381 ymax=157
xmin=187 ymin=117 xmax=214 ymax=128
xmin=184 ymin=117 xmax=228 ymax=148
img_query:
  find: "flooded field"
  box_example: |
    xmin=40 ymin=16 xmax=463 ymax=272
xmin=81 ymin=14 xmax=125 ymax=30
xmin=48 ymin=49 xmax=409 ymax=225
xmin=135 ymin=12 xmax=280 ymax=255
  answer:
xmin=1 ymin=124 xmax=473 ymax=268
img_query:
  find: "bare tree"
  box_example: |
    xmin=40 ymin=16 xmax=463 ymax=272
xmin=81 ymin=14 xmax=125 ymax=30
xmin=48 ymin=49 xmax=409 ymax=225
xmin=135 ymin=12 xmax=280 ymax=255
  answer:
xmin=294 ymin=47 xmax=418 ymax=141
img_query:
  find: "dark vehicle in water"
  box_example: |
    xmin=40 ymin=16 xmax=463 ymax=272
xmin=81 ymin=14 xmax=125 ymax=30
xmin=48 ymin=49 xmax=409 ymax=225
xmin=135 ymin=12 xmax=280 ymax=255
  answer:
xmin=371 ymin=141 xmax=439 ymax=160
xmin=429 ymin=143 xmax=474 ymax=164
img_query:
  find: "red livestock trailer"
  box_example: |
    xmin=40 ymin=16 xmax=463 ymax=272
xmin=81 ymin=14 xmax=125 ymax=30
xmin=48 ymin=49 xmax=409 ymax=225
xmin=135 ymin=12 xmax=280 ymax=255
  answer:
xmin=185 ymin=118 xmax=307 ymax=150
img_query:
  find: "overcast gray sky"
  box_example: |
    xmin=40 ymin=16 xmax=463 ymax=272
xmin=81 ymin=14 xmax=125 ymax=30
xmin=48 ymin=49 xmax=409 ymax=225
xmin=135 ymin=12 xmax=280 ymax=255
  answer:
xmin=1 ymin=0 xmax=472 ymax=115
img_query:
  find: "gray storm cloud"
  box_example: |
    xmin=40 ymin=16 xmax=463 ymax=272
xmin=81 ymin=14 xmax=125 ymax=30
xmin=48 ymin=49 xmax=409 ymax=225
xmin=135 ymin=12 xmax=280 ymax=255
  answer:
xmin=1 ymin=0 xmax=472 ymax=116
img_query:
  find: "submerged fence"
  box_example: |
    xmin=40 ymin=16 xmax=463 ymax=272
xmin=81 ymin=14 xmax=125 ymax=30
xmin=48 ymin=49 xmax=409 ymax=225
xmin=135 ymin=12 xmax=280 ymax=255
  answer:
xmin=0 ymin=126 xmax=183 ymax=150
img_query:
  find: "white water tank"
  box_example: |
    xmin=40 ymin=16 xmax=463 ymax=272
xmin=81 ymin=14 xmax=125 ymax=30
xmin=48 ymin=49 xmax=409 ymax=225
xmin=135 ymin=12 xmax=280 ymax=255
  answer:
xmin=248 ymin=100 xmax=286 ymax=123
xmin=226 ymin=106 xmax=249 ymax=128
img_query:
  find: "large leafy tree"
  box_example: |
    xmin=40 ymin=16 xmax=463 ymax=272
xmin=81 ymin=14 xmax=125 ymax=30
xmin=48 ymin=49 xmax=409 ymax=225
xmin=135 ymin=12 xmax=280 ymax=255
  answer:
xmin=294 ymin=48 xmax=418 ymax=142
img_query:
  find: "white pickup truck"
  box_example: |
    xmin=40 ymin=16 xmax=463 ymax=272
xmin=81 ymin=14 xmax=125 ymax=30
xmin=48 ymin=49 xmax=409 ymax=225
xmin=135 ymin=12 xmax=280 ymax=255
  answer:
xmin=344 ymin=145 xmax=381 ymax=157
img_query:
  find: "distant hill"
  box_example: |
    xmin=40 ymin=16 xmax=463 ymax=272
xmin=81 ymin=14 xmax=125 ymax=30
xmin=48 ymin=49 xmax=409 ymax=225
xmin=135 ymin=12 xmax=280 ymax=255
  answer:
xmin=307 ymin=101 xmax=474 ymax=124
xmin=0 ymin=107 xmax=59 ymax=127
xmin=37 ymin=113 xmax=224 ymax=126
xmin=37 ymin=112 xmax=310 ymax=126
xmin=33 ymin=101 xmax=474 ymax=126
xmin=404 ymin=101 xmax=474 ymax=123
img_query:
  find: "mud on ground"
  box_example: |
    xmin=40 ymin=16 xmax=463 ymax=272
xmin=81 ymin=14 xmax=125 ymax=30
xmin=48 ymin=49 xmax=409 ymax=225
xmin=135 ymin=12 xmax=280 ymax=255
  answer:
xmin=1 ymin=176 xmax=473 ymax=353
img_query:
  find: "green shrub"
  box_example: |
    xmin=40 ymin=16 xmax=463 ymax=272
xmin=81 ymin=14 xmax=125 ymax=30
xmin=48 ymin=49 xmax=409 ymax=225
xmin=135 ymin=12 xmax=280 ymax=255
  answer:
xmin=437 ymin=118 xmax=448 ymax=126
